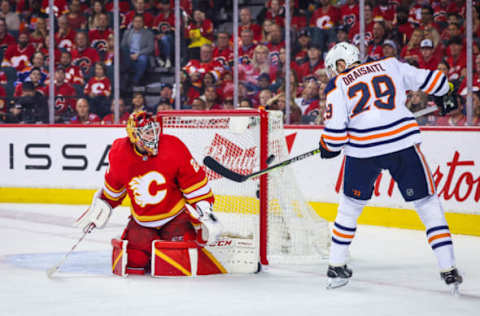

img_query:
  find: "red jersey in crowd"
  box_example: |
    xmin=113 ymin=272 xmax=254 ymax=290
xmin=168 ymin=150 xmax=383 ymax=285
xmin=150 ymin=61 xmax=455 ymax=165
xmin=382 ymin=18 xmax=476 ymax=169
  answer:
xmin=100 ymin=136 xmax=214 ymax=227
xmin=89 ymin=29 xmax=112 ymax=54
xmin=267 ymin=41 xmax=285 ymax=66
xmin=153 ymin=11 xmax=175 ymax=34
xmin=310 ymin=5 xmax=341 ymax=30
xmin=71 ymin=46 xmax=100 ymax=75
xmin=43 ymin=82 xmax=77 ymax=115
xmin=295 ymin=60 xmax=324 ymax=81
xmin=55 ymin=28 xmax=76 ymax=52
xmin=0 ymin=33 xmax=16 ymax=51
xmin=71 ymin=113 xmax=101 ymax=124
xmin=41 ymin=0 xmax=68 ymax=17
xmin=446 ymin=54 xmax=466 ymax=81
xmin=238 ymin=44 xmax=256 ymax=65
xmin=84 ymin=77 xmax=112 ymax=97
xmin=373 ymin=5 xmax=395 ymax=24
xmin=340 ymin=3 xmax=358 ymax=29
xmin=348 ymin=21 xmax=374 ymax=43
xmin=212 ymin=47 xmax=233 ymax=69
xmin=105 ymin=0 xmax=131 ymax=12
xmin=122 ymin=10 xmax=155 ymax=29
xmin=239 ymin=24 xmax=262 ymax=42
xmin=418 ymin=54 xmax=441 ymax=71
xmin=2 ymin=43 xmax=35 ymax=71
xmin=102 ymin=112 xmax=130 ymax=125
xmin=14 ymin=82 xmax=45 ymax=97
xmin=186 ymin=19 xmax=214 ymax=43
xmin=64 ymin=64 xmax=84 ymax=85
xmin=183 ymin=59 xmax=225 ymax=81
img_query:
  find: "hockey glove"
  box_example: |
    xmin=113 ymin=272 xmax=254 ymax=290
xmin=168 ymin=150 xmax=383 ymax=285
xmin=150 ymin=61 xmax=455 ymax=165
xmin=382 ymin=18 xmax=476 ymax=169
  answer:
xmin=319 ymin=138 xmax=341 ymax=159
xmin=75 ymin=190 xmax=112 ymax=232
xmin=433 ymin=82 xmax=459 ymax=116
xmin=186 ymin=201 xmax=223 ymax=245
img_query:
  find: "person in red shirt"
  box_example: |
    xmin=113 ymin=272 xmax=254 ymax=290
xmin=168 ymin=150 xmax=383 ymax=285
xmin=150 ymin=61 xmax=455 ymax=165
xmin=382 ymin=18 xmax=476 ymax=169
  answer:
xmin=75 ymin=111 xmax=221 ymax=275
xmin=183 ymin=44 xmax=224 ymax=89
xmin=212 ymin=31 xmax=233 ymax=70
xmin=102 ymin=98 xmax=130 ymax=125
xmin=367 ymin=21 xmax=386 ymax=61
xmin=348 ymin=2 xmax=374 ymax=44
xmin=185 ymin=8 xmax=214 ymax=60
xmin=310 ymin=0 xmax=341 ymax=30
xmin=394 ymin=5 xmax=415 ymax=45
xmin=88 ymin=12 xmax=112 ymax=59
xmin=14 ymin=67 xmax=45 ymax=97
xmin=373 ymin=0 xmax=395 ymax=27
xmin=41 ymin=0 xmax=68 ymax=18
xmin=294 ymin=28 xmax=311 ymax=65
xmin=418 ymin=39 xmax=441 ymax=71
xmin=1 ymin=31 xmax=34 ymax=71
xmin=59 ymin=51 xmax=84 ymax=85
xmin=43 ymin=67 xmax=76 ymax=123
xmin=84 ymin=62 xmax=111 ymax=117
xmin=446 ymin=36 xmax=466 ymax=82
xmin=0 ymin=17 xmax=15 ymax=51
xmin=66 ymin=0 xmax=87 ymax=30
xmin=239 ymin=7 xmax=262 ymax=42
xmin=400 ymin=28 xmax=423 ymax=65
xmin=55 ymin=15 xmax=76 ymax=52
xmin=238 ymin=28 xmax=256 ymax=65
xmin=71 ymin=31 xmax=101 ymax=77
xmin=153 ymin=0 xmax=174 ymax=68
xmin=70 ymin=98 xmax=101 ymax=124
xmin=122 ymin=0 xmax=154 ymax=29
xmin=296 ymin=43 xmax=324 ymax=82
xmin=340 ymin=0 xmax=358 ymax=29
xmin=266 ymin=23 xmax=285 ymax=66
xmin=264 ymin=0 xmax=285 ymax=27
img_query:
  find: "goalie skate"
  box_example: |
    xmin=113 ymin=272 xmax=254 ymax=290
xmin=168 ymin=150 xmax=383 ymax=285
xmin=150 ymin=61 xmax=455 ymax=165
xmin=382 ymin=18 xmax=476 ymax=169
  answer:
xmin=326 ymin=265 xmax=352 ymax=289
xmin=440 ymin=268 xmax=463 ymax=296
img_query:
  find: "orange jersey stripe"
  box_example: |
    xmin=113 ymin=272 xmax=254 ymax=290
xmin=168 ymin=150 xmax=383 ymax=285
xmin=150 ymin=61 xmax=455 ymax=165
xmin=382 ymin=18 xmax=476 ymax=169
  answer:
xmin=322 ymin=134 xmax=349 ymax=141
xmin=415 ymin=144 xmax=435 ymax=194
xmin=333 ymin=229 xmax=355 ymax=239
xmin=428 ymin=232 xmax=451 ymax=244
xmin=349 ymin=122 xmax=418 ymax=142
xmin=425 ymin=71 xmax=442 ymax=94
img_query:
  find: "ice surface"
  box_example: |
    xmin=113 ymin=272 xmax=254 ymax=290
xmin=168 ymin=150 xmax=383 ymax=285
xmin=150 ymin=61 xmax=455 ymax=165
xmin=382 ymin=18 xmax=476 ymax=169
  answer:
xmin=1 ymin=203 xmax=479 ymax=316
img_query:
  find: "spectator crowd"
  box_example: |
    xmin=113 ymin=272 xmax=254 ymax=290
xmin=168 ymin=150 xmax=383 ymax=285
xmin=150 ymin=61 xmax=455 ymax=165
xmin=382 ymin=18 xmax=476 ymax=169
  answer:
xmin=0 ymin=0 xmax=479 ymax=126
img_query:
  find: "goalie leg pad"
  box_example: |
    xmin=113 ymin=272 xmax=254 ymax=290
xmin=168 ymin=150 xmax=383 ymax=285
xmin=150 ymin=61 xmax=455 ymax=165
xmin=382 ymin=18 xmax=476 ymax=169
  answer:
xmin=151 ymin=240 xmax=226 ymax=277
xmin=111 ymin=238 xmax=128 ymax=276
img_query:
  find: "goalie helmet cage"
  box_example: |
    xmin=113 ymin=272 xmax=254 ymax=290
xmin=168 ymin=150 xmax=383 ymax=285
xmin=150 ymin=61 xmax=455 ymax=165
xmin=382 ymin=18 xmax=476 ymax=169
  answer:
xmin=158 ymin=109 xmax=329 ymax=265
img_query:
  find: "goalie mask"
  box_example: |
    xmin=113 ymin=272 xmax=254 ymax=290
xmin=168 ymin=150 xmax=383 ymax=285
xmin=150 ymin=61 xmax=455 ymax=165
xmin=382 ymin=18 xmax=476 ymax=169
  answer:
xmin=325 ymin=42 xmax=360 ymax=78
xmin=126 ymin=111 xmax=162 ymax=156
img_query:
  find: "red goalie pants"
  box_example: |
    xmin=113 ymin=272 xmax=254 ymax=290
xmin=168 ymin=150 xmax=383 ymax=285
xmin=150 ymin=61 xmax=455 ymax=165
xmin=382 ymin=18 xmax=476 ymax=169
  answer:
xmin=120 ymin=211 xmax=197 ymax=270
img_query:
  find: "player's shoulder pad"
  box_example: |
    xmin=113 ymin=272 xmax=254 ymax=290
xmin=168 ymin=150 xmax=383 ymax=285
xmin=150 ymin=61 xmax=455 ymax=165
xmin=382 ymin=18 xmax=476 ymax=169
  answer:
xmin=324 ymin=76 xmax=338 ymax=96
xmin=110 ymin=137 xmax=130 ymax=153
xmin=159 ymin=134 xmax=189 ymax=151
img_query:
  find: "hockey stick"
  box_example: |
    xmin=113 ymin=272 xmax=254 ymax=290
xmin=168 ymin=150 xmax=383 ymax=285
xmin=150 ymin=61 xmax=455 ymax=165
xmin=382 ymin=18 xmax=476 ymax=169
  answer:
xmin=46 ymin=223 xmax=95 ymax=278
xmin=203 ymin=148 xmax=321 ymax=183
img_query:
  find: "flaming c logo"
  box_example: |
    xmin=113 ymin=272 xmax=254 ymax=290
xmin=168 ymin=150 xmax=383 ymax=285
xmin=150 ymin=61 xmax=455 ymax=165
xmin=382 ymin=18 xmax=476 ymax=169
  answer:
xmin=129 ymin=171 xmax=167 ymax=207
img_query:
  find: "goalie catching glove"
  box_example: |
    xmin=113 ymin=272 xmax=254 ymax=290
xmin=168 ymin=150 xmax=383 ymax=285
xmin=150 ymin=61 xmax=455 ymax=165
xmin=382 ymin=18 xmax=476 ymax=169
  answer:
xmin=186 ymin=201 xmax=223 ymax=245
xmin=75 ymin=190 xmax=112 ymax=232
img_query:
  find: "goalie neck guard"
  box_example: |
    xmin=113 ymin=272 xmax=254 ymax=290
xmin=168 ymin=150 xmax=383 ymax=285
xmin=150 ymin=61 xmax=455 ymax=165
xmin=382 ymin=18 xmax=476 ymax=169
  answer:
xmin=126 ymin=111 xmax=162 ymax=156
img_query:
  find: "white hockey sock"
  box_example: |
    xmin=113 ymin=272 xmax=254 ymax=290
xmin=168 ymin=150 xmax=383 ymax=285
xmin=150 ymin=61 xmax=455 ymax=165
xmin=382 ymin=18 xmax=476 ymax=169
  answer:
xmin=329 ymin=195 xmax=365 ymax=266
xmin=414 ymin=195 xmax=456 ymax=271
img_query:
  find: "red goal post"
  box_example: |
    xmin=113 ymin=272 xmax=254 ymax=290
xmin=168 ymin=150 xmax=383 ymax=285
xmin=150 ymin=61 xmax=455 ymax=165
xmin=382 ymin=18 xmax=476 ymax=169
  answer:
xmin=157 ymin=109 xmax=329 ymax=265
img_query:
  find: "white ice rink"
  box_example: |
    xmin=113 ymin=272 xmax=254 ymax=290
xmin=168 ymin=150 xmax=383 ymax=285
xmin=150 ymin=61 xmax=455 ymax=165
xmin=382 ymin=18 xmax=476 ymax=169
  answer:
xmin=1 ymin=203 xmax=479 ymax=316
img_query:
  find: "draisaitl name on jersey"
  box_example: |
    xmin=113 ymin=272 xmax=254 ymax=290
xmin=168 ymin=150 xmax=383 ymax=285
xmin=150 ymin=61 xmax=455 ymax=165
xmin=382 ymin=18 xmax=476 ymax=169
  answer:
xmin=341 ymin=63 xmax=387 ymax=86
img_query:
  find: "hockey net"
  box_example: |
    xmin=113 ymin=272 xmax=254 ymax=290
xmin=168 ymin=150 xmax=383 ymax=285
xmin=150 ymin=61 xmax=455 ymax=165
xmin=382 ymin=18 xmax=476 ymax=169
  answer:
xmin=159 ymin=109 xmax=329 ymax=265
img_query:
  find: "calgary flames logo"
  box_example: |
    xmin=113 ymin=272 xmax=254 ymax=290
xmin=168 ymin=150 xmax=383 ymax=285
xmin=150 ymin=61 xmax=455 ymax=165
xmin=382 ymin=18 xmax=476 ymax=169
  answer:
xmin=129 ymin=171 xmax=167 ymax=207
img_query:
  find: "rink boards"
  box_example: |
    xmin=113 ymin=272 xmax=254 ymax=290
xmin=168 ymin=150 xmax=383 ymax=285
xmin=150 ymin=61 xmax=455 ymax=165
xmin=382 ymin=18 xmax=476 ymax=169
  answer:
xmin=0 ymin=125 xmax=479 ymax=236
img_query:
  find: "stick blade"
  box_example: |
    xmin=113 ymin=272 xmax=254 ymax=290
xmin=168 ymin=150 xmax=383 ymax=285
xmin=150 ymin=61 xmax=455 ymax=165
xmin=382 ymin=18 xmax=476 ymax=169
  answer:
xmin=203 ymin=156 xmax=248 ymax=182
xmin=46 ymin=266 xmax=58 ymax=279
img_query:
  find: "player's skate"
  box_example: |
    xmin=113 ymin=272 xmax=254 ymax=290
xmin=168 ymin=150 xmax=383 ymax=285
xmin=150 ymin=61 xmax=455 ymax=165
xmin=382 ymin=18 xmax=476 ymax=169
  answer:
xmin=326 ymin=264 xmax=352 ymax=289
xmin=440 ymin=268 xmax=462 ymax=296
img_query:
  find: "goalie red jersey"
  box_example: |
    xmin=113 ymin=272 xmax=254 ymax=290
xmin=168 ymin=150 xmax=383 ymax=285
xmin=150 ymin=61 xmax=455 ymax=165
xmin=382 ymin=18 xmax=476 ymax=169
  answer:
xmin=102 ymin=136 xmax=214 ymax=227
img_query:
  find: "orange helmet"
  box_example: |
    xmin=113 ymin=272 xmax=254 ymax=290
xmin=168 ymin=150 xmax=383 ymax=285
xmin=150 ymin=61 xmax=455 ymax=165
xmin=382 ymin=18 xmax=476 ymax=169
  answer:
xmin=126 ymin=111 xmax=162 ymax=156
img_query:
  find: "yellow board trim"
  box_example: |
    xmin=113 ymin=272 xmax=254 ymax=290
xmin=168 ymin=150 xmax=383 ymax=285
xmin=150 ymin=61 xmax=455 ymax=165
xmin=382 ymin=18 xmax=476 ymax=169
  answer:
xmin=154 ymin=249 xmax=191 ymax=276
xmin=0 ymin=187 xmax=479 ymax=236
xmin=200 ymin=248 xmax=227 ymax=274
xmin=112 ymin=250 xmax=123 ymax=272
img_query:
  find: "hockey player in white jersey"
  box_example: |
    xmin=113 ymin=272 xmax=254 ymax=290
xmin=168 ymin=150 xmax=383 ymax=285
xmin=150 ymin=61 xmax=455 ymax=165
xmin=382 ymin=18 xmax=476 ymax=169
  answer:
xmin=319 ymin=42 xmax=462 ymax=292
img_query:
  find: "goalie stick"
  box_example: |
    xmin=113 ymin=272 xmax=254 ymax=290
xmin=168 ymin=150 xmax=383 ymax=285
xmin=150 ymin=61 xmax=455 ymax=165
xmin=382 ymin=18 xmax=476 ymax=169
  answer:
xmin=203 ymin=148 xmax=321 ymax=182
xmin=46 ymin=223 xmax=95 ymax=278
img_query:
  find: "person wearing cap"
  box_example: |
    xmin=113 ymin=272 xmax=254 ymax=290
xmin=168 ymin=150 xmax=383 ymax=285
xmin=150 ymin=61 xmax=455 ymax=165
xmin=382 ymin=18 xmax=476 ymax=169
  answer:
xmin=294 ymin=28 xmax=311 ymax=64
xmin=335 ymin=25 xmax=349 ymax=44
xmin=445 ymin=36 xmax=466 ymax=82
xmin=382 ymin=39 xmax=397 ymax=58
xmin=296 ymin=43 xmax=324 ymax=82
xmin=418 ymin=39 xmax=440 ymax=71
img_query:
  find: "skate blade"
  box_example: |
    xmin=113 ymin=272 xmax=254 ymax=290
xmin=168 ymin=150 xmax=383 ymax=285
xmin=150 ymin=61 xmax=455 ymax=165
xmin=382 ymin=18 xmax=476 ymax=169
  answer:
xmin=326 ymin=278 xmax=349 ymax=290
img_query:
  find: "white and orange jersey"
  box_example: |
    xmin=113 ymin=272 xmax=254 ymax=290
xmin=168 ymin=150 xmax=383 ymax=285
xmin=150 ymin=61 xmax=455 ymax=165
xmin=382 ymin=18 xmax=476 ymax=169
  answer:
xmin=101 ymin=136 xmax=214 ymax=228
xmin=321 ymin=57 xmax=450 ymax=158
